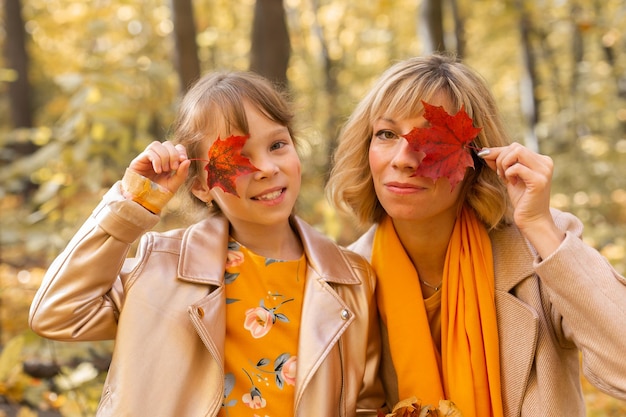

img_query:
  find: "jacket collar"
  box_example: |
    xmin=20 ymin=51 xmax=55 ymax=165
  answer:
xmin=489 ymin=223 xmax=536 ymax=292
xmin=177 ymin=215 xmax=362 ymax=286
xmin=177 ymin=215 xmax=230 ymax=285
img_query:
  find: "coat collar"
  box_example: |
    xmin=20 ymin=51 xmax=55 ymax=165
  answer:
xmin=176 ymin=215 xmax=362 ymax=286
xmin=177 ymin=215 xmax=230 ymax=285
xmin=489 ymin=223 xmax=537 ymax=292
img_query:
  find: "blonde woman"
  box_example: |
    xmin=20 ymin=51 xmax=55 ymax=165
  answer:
xmin=326 ymin=53 xmax=626 ymax=417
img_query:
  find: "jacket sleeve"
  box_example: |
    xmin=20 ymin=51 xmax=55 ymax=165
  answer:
xmin=28 ymin=182 xmax=160 ymax=341
xmin=534 ymin=209 xmax=626 ymax=400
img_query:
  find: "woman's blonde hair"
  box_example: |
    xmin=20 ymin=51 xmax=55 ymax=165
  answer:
xmin=326 ymin=53 xmax=513 ymax=230
xmin=171 ymin=71 xmax=294 ymax=214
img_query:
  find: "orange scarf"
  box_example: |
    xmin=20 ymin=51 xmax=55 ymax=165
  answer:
xmin=372 ymin=206 xmax=503 ymax=417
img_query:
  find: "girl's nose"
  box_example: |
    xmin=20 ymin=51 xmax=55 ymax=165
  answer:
xmin=391 ymin=139 xmax=426 ymax=171
xmin=252 ymin=157 xmax=279 ymax=180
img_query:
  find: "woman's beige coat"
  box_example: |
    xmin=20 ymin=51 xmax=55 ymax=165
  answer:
xmin=29 ymin=184 xmax=385 ymax=417
xmin=349 ymin=209 xmax=626 ymax=417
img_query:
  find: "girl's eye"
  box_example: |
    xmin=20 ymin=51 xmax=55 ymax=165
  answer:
xmin=270 ymin=141 xmax=286 ymax=151
xmin=374 ymin=130 xmax=398 ymax=140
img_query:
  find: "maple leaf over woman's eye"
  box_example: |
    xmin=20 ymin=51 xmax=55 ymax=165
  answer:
xmin=403 ymin=101 xmax=482 ymax=191
xmin=204 ymin=134 xmax=259 ymax=197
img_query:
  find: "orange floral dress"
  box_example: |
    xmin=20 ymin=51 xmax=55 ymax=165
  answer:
xmin=218 ymin=239 xmax=306 ymax=417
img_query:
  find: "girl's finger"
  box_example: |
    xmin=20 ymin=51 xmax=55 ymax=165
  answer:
xmin=174 ymin=143 xmax=188 ymax=161
xmin=161 ymin=141 xmax=182 ymax=171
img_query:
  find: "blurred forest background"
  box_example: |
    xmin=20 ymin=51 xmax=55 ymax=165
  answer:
xmin=1 ymin=0 xmax=626 ymax=415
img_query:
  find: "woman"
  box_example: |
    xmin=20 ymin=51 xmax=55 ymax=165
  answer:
xmin=29 ymin=71 xmax=384 ymax=416
xmin=326 ymin=53 xmax=626 ymax=417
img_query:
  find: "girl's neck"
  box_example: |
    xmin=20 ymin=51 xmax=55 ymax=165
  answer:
xmin=230 ymin=221 xmax=303 ymax=261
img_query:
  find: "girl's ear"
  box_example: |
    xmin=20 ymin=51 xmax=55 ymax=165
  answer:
xmin=191 ymin=177 xmax=212 ymax=204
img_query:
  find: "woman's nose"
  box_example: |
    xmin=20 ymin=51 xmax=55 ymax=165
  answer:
xmin=391 ymin=139 xmax=426 ymax=171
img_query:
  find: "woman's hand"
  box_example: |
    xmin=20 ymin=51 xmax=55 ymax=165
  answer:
xmin=127 ymin=141 xmax=191 ymax=194
xmin=479 ymin=143 xmax=565 ymax=258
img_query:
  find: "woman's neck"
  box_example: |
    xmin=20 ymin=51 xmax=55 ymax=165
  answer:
xmin=230 ymin=221 xmax=303 ymax=261
xmin=392 ymin=213 xmax=456 ymax=286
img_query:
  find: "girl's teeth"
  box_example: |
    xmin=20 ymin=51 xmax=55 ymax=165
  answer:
xmin=257 ymin=190 xmax=282 ymax=200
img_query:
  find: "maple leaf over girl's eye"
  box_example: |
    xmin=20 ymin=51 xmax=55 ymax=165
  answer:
xmin=204 ymin=134 xmax=259 ymax=197
xmin=403 ymin=101 xmax=482 ymax=190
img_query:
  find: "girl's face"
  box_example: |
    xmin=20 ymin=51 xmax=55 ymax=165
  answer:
xmin=368 ymin=97 xmax=463 ymax=226
xmin=194 ymin=102 xmax=301 ymax=231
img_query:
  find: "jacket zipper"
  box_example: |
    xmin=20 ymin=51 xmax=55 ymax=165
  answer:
xmin=338 ymin=337 xmax=345 ymax=417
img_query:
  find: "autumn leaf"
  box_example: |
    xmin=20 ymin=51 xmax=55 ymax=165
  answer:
xmin=205 ymin=134 xmax=259 ymax=197
xmin=382 ymin=397 xmax=464 ymax=417
xmin=381 ymin=397 xmax=422 ymax=417
xmin=437 ymin=400 xmax=463 ymax=416
xmin=404 ymin=101 xmax=481 ymax=190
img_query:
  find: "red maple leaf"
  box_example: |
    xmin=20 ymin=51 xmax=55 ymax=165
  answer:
xmin=205 ymin=134 xmax=259 ymax=197
xmin=404 ymin=101 xmax=481 ymax=190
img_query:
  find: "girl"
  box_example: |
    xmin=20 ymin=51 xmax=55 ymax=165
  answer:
xmin=30 ymin=71 xmax=384 ymax=417
xmin=326 ymin=53 xmax=626 ymax=417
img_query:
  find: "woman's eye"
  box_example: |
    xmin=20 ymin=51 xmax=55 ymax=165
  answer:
xmin=374 ymin=130 xmax=398 ymax=140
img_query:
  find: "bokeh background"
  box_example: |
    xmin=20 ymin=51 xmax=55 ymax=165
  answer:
xmin=1 ymin=0 xmax=626 ymax=415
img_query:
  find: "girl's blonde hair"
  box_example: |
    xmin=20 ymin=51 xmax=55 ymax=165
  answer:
xmin=171 ymin=71 xmax=294 ymax=214
xmin=326 ymin=53 xmax=513 ymax=230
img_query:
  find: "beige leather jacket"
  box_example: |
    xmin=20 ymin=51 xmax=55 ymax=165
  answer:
xmin=29 ymin=183 xmax=385 ymax=417
xmin=350 ymin=209 xmax=626 ymax=417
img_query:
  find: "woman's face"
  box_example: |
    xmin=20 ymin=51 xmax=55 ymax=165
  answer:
xmin=368 ymin=97 xmax=464 ymax=225
xmin=194 ymin=101 xmax=301 ymax=231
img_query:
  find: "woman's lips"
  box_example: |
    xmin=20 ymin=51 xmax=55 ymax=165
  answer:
xmin=385 ymin=182 xmax=428 ymax=194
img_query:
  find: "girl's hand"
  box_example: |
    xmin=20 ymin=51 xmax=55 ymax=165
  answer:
xmin=127 ymin=141 xmax=190 ymax=194
xmin=478 ymin=143 xmax=565 ymax=257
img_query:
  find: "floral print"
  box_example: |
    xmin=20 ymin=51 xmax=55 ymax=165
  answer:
xmin=222 ymin=373 xmax=237 ymax=412
xmin=244 ymin=307 xmax=274 ymax=338
xmin=250 ymin=353 xmax=297 ymax=390
xmin=220 ymin=239 xmax=305 ymax=416
xmin=243 ymin=297 xmax=293 ymax=339
xmin=226 ymin=241 xmax=245 ymax=268
xmin=280 ymin=356 xmax=297 ymax=386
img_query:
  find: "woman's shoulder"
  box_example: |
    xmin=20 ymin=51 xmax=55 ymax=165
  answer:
xmin=490 ymin=208 xmax=583 ymax=244
xmin=347 ymin=224 xmax=378 ymax=262
xmin=291 ymin=216 xmax=375 ymax=282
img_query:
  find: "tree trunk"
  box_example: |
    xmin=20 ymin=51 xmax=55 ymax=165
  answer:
xmin=250 ymin=0 xmax=290 ymax=90
xmin=3 ymin=0 xmax=33 ymax=128
xmin=516 ymin=0 xmax=539 ymax=152
xmin=308 ymin=0 xmax=339 ymax=179
xmin=170 ymin=0 xmax=201 ymax=92
xmin=449 ymin=0 xmax=466 ymax=58
xmin=418 ymin=0 xmax=445 ymax=54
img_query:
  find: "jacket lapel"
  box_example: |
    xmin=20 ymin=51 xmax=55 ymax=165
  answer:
xmin=490 ymin=225 xmax=539 ymax=417
xmin=178 ymin=215 xmax=230 ymax=285
xmin=179 ymin=216 xmax=229 ymax=387
xmin=290 ymin=217 xmax=361 ymax=410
